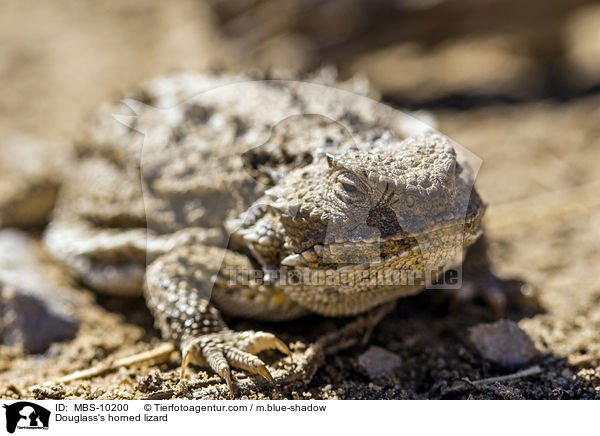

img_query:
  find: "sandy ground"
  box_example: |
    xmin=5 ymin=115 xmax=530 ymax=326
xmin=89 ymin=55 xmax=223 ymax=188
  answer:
xmin=0 ymin=0 xmax=599 ymax=399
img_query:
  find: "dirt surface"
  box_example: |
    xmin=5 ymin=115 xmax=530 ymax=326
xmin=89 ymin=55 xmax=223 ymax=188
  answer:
xmin=1 ymin=0 xmax=600 ymax=400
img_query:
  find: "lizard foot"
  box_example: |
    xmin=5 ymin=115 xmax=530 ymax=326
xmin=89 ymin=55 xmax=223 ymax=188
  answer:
xmin=180 ymin=330 xmax=291 ymax=398
xmin=438 ymin=235 xmax=541 ymax=316
xmin=448 ymin=273 xmax=540 ymax=316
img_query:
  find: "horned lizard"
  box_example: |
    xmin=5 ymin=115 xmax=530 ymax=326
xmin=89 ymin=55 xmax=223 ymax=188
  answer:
xmin=43 ymin=72 xmax=485 ymax=396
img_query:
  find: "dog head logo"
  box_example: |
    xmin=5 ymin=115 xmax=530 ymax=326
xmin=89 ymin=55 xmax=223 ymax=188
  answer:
xmin=3 ymin=402 xmax=50 ymax=433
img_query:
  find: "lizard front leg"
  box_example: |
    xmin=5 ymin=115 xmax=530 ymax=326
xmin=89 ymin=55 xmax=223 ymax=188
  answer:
xmin=144 ymin=244 xmax=294 ymax=397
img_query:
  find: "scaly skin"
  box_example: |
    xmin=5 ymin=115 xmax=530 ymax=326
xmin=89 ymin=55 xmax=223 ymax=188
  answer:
xmin=44 ymin=73 xmax=485 ymax=396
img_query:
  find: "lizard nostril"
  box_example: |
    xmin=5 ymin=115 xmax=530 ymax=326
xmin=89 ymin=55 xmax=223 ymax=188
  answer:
xmin=366 ymin=205 xmax=403 ymax=238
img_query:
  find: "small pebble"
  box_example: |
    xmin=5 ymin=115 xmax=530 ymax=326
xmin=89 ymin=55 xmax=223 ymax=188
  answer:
xmin=468 ymin=319 xmax=539 ymax=367
xmin=358 ymin=345 xmax=402 ymax=379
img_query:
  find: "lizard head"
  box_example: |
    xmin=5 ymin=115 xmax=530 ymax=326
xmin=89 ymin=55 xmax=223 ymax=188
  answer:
xmin=267 ymin=132 xmax=484 ymax=269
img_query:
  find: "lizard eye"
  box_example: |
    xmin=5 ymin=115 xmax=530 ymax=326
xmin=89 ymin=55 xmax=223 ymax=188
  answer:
xmin=341 ymin=182 xmax=357 ymax=193
xmin=335 ymin=172 xmax=365 ymax=202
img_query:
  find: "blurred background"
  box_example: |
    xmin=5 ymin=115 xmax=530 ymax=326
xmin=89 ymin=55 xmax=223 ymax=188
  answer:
xmin=1 ymin=0 xmax=600 ymax=399
xmin=2 ymin=0 xmax=600 ymax=140
xmin=2 ymin=0 xmax=600 ymax=209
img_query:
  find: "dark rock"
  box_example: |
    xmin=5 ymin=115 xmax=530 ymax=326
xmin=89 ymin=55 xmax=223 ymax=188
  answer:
xmin=0 ymin=230 xmax=81 ymax=353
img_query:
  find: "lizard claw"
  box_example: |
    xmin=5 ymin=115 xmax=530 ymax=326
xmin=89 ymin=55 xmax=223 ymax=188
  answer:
xmin=180 ymin=330 xmax=290 ymax=397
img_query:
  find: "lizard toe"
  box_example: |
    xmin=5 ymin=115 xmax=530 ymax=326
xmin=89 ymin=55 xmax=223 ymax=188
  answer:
xmin=180 ymin=330 xmax=288 ymax=397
